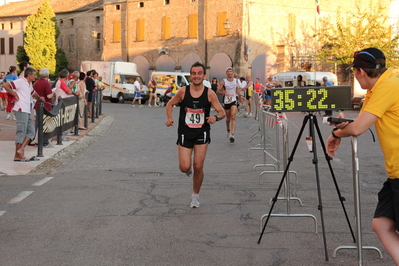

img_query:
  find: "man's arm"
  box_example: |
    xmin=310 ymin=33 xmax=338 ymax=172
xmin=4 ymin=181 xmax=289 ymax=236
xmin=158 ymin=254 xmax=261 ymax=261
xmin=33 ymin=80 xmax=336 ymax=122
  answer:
xmin=165 ymin=87 xmax=185 ymax=127
xmin=206 ymin=90 xmax=225 ymax=124
xmin=217 ymin=80 xmax=226 ymax=95
xmin=2 ymin=81 xmax=17 ymax=98
xmin=326 ymin=111 xmax=378 ymax=157
xmin=243 ymin=80 xmax=253 ymax=90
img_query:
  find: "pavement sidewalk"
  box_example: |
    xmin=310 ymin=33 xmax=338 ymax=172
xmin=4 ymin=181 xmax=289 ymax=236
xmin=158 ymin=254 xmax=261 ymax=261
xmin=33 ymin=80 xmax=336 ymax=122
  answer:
xmin=0 ymin=110 xmax=103 ymax=176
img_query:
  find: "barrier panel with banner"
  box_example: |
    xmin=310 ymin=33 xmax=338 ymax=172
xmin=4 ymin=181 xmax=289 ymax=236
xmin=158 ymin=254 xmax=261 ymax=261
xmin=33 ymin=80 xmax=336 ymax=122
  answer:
xmin=41 ymin=96 xmax=78 ymax=142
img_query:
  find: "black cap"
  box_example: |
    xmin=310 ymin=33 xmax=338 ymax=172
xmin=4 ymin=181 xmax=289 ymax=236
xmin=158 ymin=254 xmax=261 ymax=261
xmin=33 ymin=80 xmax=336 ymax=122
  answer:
xmin=239 ymin=77 xmax=245 ymax=81
xmin=346 ymin=47 xmax=385 ymax=70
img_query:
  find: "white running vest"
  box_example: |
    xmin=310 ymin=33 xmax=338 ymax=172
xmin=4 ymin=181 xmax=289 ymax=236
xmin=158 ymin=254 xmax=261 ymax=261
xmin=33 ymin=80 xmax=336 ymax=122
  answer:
xmin=223 ymin=78 xmax=238 ymax=104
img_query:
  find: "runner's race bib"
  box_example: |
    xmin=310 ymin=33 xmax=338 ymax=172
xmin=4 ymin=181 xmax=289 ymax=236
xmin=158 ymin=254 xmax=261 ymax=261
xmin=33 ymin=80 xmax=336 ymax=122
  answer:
xmin=224 ymin=94 xmax=235 ymax=104
xmin=185 ymin=108 xmax=205 ymax=128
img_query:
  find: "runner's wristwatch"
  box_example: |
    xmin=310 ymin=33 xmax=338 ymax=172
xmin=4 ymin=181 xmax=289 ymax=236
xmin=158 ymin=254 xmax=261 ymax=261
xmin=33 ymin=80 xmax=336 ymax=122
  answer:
xmin=214 ymin=115 xmax=220 ymax=121
xmin=331 ymin=128 xmax=340 ymax=138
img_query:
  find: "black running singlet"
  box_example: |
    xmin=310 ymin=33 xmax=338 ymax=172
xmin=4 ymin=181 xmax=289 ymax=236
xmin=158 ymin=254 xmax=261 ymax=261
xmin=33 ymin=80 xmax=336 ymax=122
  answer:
xmin=178 ymin=85 xmax=211 ymax=135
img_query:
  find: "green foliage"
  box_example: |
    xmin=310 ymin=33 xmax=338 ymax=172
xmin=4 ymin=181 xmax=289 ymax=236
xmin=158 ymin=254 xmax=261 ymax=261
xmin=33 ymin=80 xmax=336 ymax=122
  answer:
xmin=55 ymin=47 xmax=68 ymax=72
xmin=16 ymin=45 xmax=30 ymax=64
xmin=316 ymin=1 xmax=399 ymax=67
xmin=24 ymin=0 xmax=57 ymax=73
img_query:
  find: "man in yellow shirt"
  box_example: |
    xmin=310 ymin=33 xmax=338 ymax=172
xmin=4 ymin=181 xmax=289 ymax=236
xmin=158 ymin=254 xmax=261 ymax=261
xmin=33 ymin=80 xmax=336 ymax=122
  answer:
xmin=326 ymin=47 xmax=399 ymax=264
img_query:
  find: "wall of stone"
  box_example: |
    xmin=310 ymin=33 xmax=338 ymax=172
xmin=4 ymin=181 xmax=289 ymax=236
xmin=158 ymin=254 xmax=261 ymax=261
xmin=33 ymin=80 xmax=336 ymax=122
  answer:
xmin=102 ymin=0 xmax=392 ymax=83
xmin=57 ymin=9 xmax=104 ymax=71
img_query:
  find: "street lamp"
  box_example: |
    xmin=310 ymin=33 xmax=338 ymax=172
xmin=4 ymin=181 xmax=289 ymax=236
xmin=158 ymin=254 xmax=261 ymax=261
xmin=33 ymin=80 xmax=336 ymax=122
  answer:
xmin=223 ymin=19 xmax=231 ymax=34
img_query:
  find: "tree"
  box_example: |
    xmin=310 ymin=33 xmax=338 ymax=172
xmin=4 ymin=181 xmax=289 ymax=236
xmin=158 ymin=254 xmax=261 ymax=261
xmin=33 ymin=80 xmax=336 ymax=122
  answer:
xmin=24 ymin=0 xmax=57 ymax=73
xmin=16 ymin=45 xmax=30 ymax=64
xmin=316 ymin=1 xmax=399 ymax=83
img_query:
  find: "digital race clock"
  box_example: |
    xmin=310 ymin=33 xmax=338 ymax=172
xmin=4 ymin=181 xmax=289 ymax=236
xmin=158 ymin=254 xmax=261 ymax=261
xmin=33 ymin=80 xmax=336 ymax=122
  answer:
xmin=271 ymin=86 xmax=352 ymax=112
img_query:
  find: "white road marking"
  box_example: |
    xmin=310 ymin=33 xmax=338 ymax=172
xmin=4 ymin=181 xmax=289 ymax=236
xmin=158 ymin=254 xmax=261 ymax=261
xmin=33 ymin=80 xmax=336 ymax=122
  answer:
xmin=0 ymin=211 xmax=6 ymax=217
xmin=32 ymin=177 xmax=54 ymax=186
xmin=8 ymin=191 xmax=34 ymax=204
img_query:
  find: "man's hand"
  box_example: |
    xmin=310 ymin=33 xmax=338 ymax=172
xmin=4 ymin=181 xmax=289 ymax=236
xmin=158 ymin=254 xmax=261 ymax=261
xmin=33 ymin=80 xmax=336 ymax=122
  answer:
xmin=329 ymin=112 xmax=350 ymax=129
xmin=206 ymin=116 xmax=217 ymax=124
xmin=166 ymin=119 xmax=174 ymax=127
xmin=326 ymin=135 xmax=341 ymax=157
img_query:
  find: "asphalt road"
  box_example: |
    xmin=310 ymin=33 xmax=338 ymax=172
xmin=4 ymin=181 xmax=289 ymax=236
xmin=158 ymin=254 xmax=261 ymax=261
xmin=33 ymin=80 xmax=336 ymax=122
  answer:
xmin=0 ymin=102 xmax=393 ymax=265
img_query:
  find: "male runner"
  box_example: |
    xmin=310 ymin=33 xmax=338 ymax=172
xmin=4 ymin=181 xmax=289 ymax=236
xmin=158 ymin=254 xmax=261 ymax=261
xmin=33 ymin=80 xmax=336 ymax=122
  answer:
xmin=166 ymin=62 xmax=225 ymax=208
xmin=217 ymin=67 xmax=242 ymax=143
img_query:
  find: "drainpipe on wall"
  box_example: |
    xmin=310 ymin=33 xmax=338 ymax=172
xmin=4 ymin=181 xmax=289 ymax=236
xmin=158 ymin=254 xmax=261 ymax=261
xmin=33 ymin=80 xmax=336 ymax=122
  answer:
xmin=126 ymin=0 xmax=129 ymax=62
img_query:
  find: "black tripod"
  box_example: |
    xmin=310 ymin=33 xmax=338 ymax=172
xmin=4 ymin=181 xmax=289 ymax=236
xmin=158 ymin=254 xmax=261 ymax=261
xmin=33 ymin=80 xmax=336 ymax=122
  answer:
xmin=257 ymin=113 xmax=355 ymax=261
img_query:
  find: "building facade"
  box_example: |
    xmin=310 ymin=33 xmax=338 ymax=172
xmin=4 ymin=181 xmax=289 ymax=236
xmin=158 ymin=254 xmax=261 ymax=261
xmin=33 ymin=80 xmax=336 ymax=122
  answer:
xmin=0 ymin=0 xmax=103 ymax=73
xmin=102 ymin=0 xmax=392 ymax=84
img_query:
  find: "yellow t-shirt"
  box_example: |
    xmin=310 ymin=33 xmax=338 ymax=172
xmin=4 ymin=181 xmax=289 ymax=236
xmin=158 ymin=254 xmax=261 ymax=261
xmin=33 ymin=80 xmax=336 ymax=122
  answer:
xmin=362 ymin=68 xmax=399 ymax=179
xmin=171 ymin=84 xmax=178 ymax=94
xmin=247 ymin=86 xmax=253 ymax=97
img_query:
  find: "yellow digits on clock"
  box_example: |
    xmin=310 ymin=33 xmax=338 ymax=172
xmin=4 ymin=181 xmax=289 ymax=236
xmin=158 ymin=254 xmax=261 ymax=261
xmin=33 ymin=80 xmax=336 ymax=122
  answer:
xmin=284 ymin=90 xmax=295 ymax=110
xmin=318 ymin=89 xmax=328 ymax=109
xmin=307 ymin=89 xmax=317 ymax=109
xmin=273 ymin=90 xmax=284 ymax=111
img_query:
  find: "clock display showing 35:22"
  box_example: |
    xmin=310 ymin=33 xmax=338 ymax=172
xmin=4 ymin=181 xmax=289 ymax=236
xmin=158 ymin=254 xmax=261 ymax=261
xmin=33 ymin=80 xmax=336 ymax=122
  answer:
xmin=270 ymin=86 xmax=352 ymax=112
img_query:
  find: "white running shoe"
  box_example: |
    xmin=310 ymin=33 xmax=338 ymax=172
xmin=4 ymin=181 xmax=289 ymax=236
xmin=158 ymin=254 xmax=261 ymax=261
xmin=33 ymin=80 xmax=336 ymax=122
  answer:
xmin=148 ymin=104 xmax=152 ymax=107
xmin=6 ymin=114 xmax=11 ymax=120
xmin=190 ymin=194 xmax=200 ymax=208
xmin=227 ymin=131 xmax=231 ymax=139
xmin=230 ymin=135 xmax=235 ymax=143
xmin=139 ymin=105 xmax=143 ymax=108
xmin=132 ymin=105 xmax=135 ymax=107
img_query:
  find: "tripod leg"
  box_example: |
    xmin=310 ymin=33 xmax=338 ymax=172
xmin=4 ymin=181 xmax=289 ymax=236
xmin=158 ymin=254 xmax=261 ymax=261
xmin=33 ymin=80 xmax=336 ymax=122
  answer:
xmin=309 ymin=115 xmax=329 ymax=261
xmin=258 ymin=115 xmax=310 ymax=244
xmin=313 ymin=116 xmax=356 ymax=243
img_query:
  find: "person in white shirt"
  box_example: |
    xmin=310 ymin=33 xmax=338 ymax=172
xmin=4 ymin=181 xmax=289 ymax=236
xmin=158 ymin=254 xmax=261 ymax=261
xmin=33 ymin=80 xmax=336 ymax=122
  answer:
xmin=132 ymin=77 xmax=142 ymax=107
xmin=3 ymin=67 xmax=44 ymax=162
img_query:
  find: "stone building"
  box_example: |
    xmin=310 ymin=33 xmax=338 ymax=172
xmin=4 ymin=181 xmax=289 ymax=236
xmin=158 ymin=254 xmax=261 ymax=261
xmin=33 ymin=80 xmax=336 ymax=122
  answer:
xmin=102 ymin=0 xmax=392 ymax=84
xmin=0 ymin=0 xmax=103 ymax=73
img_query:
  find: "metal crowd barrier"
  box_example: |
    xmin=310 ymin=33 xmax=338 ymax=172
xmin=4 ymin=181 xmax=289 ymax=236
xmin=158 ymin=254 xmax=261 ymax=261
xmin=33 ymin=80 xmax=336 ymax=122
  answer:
xmin=333 ymin=136 xmax=382 ymax=265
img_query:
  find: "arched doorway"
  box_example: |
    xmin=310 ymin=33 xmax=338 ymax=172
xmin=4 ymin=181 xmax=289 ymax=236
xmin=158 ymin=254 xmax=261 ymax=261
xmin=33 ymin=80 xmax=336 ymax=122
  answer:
xmin=251 ymin=54 xmax=277 ymax=84
xmin=156 ymin=55 xmax=176 ymax=72
xmin=209 ymin=53 xmax=232 ymax=82
xmin=132 ymin=55 xmax=150 ymax=83
xmin=110 ymin=56 xmax=124 ymax=62
xmin=209 ymin=53 xmax=232 ymax=102
xmin=182 ymin=53 xmax=202 ymax=72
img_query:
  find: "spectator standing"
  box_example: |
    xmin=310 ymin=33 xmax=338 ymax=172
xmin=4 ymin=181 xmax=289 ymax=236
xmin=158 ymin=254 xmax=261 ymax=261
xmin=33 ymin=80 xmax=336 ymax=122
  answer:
xmin=210 ymin=77 xmax=218 ymax=94
xmin=323 ymin=76 xmax=334 ymax=116
xmin=326 ymin=47 xmax=399 ymax=265
xmin=33 ymin=68 xmax=53 ymax=147
xmin=85 ymin=70 xmax=96 ymax=117
xmin=55 ymin=69 xmax=72 ymax=100
xmin=0 ymin=72 xmax=6 ymax=110
xmin=147 ymin=76 xmax=158 ymax=107
xmin=243 ymin=75 xmax=254 ymax=117
xmin=253 ymin=78 xmax=265 ymax=94
xmin=264 ymin=76 xmax=274 ymax=106
xmin=203 ymin=78 xmax=211 ymax=89
xmin=132 ymin=77 xmax=143 ymax=107
xmin=76 ymin=72 xmax=87 ymax=130
xmin=67 ymin=71 xmax=80 ymax=96
xmin=297 ymin=74 xmax=306 ymax=87
xmin=4 ymin=66 xmax=18 ymax=120
xmin=3 ymin=67 xmax=44 ymax=161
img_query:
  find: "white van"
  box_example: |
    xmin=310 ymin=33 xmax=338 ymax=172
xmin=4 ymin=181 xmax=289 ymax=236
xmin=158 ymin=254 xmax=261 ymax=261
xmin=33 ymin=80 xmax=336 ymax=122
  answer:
xmin=150 ymin=71 xmax=191 ymax=96
xmin=272 ymin=71 xmax=338 ymax=87
xmin=81 ymin=61 xmax=148 ymax=103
